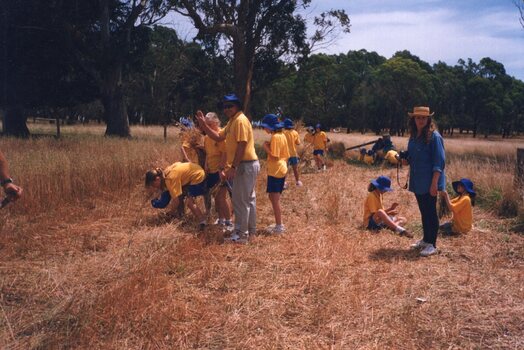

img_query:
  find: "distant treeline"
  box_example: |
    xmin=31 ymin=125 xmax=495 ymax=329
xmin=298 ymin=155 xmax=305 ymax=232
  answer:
xmin=2 ymin=15 xmax=523 ymax=138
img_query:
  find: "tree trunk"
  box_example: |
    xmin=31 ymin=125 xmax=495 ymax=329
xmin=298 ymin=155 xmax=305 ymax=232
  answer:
xmin=232 ymin=33 xmax=254 ymax=116
xmin=2 ymin=106 xmax=29 ymax=137
xmin=102 ymin=87 xmax=130 ymax=137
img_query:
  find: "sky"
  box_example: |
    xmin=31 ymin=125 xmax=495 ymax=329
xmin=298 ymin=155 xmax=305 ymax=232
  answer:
xmin=162 ymin=0 xmax=524 ymax=80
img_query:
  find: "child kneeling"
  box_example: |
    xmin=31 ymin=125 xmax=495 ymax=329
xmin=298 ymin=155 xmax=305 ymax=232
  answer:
xmin=363 ymin=175 xmax=413 ymax=238
xmin=440 ymin=178 xmax=475 ymax=235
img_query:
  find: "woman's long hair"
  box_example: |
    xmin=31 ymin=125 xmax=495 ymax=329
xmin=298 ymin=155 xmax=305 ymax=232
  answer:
xmin=408 ymin=117 xmax=437 ymax=143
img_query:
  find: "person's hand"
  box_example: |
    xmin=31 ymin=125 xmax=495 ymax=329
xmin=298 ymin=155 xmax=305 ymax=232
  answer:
xmin=439 ymin=190 xmax=449 ymax=198
xmin=430 ymin=182 xmax=438 ymax=197
xmin=3 ymin=183 xmax=22 ymax=201
xmin=219 ymin=170 xmax=226 ymax=181
xmin=225 ymin=167 xmax=236 ymax=180
xmin=401 ymin=159 xmax=409 ymax=166
xmin=195 ymin=110 xmax=205 ymax=126
xmin=390 ymin=202 xmax=399 ymax=210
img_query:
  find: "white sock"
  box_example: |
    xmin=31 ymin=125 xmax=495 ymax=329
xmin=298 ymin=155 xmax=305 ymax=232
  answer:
xmin=395 ymin=226 xmax=406 ymax=233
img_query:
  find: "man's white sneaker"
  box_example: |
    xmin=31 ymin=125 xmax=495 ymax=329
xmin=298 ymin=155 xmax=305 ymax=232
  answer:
xmin=224 ymin=231 xmax=248 ymax=244
xmin=420 ymin=244 xmax=438 ymax=257
xmin=411 ymin=239 xmax=430 ymax=250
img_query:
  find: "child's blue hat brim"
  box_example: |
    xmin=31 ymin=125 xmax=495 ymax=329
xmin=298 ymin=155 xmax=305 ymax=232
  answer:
xmin=371 ymin=175 xmax=393 ymax=192
xmin=452 ymin=178 xmax=476 ymax=197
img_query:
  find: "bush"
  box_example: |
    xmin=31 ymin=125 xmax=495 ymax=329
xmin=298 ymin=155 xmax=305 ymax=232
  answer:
xmin=327 ymin=141 xmax=346 ymax=159
xmin=254 ymin=143 xmax=267 ymax=159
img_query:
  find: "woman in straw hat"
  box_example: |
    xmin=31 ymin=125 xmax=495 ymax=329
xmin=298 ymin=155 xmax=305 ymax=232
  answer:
xmin=405 ymin=106 xmax=446 ymax=257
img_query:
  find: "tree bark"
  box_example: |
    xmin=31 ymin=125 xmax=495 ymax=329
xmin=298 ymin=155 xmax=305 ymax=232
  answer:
xmin=2 ymin=106 xmax=29 ymax=137
xmin=102 ymin=87 xmax=130 ymax=137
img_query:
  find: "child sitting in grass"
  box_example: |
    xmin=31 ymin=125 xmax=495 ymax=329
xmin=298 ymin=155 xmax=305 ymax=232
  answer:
xmin=439 ymin=178 xmax=475 ymax=235
xmin=261 ymin=114 xmax=290 ymax=234
xmin=363 ymin=175 xmax=413 ymax=238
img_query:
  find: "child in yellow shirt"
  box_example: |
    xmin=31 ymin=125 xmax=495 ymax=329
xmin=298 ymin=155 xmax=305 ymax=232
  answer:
xmin=363 ymin=175 xmax=413 ymax=238
xmin=283 ymin=118 xmax=303 ymax=186
xmin=145 ymin=162 xmax=207 ymax=229
xmin=313 ymin=123 xmax=328 ymax=171
xmin=440 ymin=178 xmax=475 ymax=235
xmin=261 ymin=114 xmax=290 ymax=234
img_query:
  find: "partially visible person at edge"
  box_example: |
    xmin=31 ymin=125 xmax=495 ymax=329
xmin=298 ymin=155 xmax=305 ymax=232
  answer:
xmin=145 ymin=162 xmax=207 ymax=229
xmin=440 ymin=178 xmax=475 ymax=235
xmin=405 ymin=106 xmax=446 ymax=257
xmin=0 ymin=150 xmax=23 ymax=205
xmin=203 ymin=112 xmax=233 ymax=228
xmin=283 ymin=118 xmax=303 ymax=187
xmin=261 ymin=114 xmax=290 ymax=234
xmin=195 ymin=94 xmax=259 ymax=244
xmin=312 ymin=123 xmax=328 ymax=171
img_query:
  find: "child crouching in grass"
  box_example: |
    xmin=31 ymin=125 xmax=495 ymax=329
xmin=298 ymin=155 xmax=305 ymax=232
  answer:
xmin=261 ymin=114 xmax=290 ymax=234
xmin=145 ymin=162 xmax=207 ymax=230
xmin=439 ymin=178 xmax=475 ymax=235
xmin=363 ymin=175 xmax=413 ymax=238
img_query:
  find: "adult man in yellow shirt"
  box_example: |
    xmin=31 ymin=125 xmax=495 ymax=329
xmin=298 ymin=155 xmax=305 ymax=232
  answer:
xmin=195 ymin=94 xmax=260 ymax=243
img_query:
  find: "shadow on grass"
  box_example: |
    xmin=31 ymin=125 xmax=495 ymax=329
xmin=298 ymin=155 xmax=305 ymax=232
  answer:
xmin=369 ymin=247 xmax=420 ymax=261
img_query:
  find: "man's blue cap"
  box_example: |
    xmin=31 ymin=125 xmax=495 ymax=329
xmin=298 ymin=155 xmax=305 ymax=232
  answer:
xmin=218 ymin=93 xmax=242 ymax=109
xmin=452 ymin=178 xmax=476 ymax=197
xmin=371 ymin=175 xmax=393 ymax=192
xmin=261 ymin=114 xmax=284 ymax=131
xmin=283 ymin=118 xmax=294 ymax=129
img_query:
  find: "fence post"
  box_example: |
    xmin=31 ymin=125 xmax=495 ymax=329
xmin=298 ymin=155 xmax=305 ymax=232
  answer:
xmin=163 ymin=124 xmax=167 ymax=142
xmin=56 ymin=117 xmax=61 ymax=138
xmin=517 ymin=148 xmax=524 ymax=187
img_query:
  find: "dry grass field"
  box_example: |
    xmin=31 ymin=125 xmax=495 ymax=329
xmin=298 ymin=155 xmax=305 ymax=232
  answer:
xmin=1 ymin=123 xmax=523 ymax=349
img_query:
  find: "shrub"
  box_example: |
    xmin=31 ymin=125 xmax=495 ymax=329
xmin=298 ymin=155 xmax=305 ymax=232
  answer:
xmin=327 ymin=141 xmax=346 ymax=159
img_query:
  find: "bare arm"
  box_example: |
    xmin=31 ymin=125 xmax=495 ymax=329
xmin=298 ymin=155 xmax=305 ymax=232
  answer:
xmin=195 ymin=110 xmax=226 ymax=142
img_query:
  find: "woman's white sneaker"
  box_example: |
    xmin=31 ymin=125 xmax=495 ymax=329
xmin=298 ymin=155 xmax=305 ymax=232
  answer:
xmin=411 ymin=239 xmax=430 ymax=250
xmin=420 ymin=244 xmax=437 ymax=257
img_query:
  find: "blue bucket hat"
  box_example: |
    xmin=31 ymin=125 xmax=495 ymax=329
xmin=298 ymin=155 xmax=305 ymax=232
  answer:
xmin=261 ymin=114 xmax=284 ymax=131
xmin=283 ymin=118 xmax=294 ymax=129
xmin=219 ymin=93 xmax=242 ymax=109
xmin=452 ymin=178 xmax=476 ymax=197
xmin=371 ymin=175 xmax=393 ymax=192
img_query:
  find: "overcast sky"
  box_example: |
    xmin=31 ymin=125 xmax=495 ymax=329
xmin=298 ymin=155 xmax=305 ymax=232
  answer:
xmin=162 ymin=0 xmax=524 ymax=80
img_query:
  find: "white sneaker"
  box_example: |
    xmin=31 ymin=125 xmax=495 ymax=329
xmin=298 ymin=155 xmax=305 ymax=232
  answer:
xmin=411 ymin=239 xmax=430 ymax=250
xmin=322 ymin=164 xmax=327 ymax=171
xmin=420 ymin=244 xmax=438 ymax=257
xmin=283 ymin=182 xmax=289 ymax=190
xmin=271 ymin=224 xmax=286 ymax=234
xmin=224 ymin=231 xmax=248 ymax=244
xmin=296 ymin=180 xmax=303 ymax=187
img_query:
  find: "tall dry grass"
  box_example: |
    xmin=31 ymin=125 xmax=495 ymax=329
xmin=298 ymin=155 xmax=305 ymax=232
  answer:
xmin=1 ymin=124 xmax=523 ymax=349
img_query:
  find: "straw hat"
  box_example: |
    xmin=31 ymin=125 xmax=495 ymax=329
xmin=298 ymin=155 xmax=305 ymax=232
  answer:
xmin=408 ymin=106 xmax=434 ymax=117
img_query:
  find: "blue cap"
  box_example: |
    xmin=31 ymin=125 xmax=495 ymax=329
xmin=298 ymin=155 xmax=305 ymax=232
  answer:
xmin=261 ymin=114 xmax=284 ymax=131
xmin=223 ymin=93 xmax=241 ymax=104
xmin=360 ymin=148 xmax=367 ymax=154
xmin=371 ymin=175 xmax=393 ymax=192
xmin=367 ymin=149 xmax=375 ymax=155
xmin=283 ymin=118 xmax=294 ymax=129
xmin=315 ymin=123 xmax=322 ymax=129
xmin=452 ymin=178 xmax=476 ymax=197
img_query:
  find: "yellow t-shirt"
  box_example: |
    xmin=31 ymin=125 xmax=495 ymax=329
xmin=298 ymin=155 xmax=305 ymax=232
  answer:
xmin=385 ymin=150 xmax=399 ymax=165
xmin=164 ymin=162 xmax=206 ymax=198
xmin=363 ymin=190 xmax=383 ymax=227
xmin=283 ymin=129 xmax=300 ymax=157
xmin=313 ymin=131 xmax=327 ymax=150
xmin=266 ymin=132 xmax=290 ymax=178
xmin=363 ymin=154 xmax=374 ymax=165
xmin=182 ymin=140 xmax=199 ymax=164
xmin=219 ymin=111 xmax=258 ymax=168
xmin=204 ymin=133 xmax=226 ymax=173
xmin=450 ymin=195 xmax=473 ymax=233
xmin=304 ymin=133 xmax=314 ymax=144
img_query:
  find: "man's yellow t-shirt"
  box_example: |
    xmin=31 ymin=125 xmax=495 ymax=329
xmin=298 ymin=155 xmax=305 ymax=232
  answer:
xmin=313 ymin=131 xmax=327 ymax=150
xmin=450 ymin=195 xmax=473 ymax=233
xmin=219 ymin=111 xmax=258 ymax=168
xmin=385 ymin=150 xmax=399 ymax=165
xmin=164 ymin=162 xmax=205 ymax=198
xmin=267 ymin=132 xmax=290 ymax=178
xmin=363 ymin=190 xmax=383 ymax=227
xmin=204 ymin=133 xmax=226 ymax=173
xmin=283 ymin=129 xmax=300 ymax=157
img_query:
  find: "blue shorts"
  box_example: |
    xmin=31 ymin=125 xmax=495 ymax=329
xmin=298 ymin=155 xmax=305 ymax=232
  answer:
xmin=206 ymin=172 xmax=220 ymax=189
xmin=367 ymin=215 xmax=387 ymax=231
xmin=288 ymin=156 xmax=299 ymax=165
xmin=267 ymin=176 xmax=286 ymax=193
xmin=188 ymin=181 xmax=207 ymax=197
xmin=313 ymin=150 xmax=324 ymax=156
